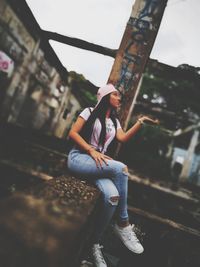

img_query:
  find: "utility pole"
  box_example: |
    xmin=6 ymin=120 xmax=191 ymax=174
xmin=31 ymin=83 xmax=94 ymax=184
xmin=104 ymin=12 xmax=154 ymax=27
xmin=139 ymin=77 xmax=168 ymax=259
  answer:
xmin=108 ymin=0 xmax=168 ymax=129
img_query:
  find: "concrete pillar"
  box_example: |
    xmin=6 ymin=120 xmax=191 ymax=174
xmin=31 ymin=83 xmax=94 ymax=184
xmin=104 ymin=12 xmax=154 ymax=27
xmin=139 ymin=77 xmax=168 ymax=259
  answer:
xmin=108 ymin=0 xmax=168 ymax=129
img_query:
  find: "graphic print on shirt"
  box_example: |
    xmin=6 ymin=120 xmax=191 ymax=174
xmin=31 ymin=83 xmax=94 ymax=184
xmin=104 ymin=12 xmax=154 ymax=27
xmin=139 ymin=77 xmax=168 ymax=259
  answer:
xmin=105 ymin=120 xmax=115 ymax=143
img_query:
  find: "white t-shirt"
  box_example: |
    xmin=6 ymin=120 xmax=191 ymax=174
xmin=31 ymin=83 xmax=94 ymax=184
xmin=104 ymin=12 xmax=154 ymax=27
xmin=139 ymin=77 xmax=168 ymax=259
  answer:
xmin=79 ymin=107 xmax=121 ymax=154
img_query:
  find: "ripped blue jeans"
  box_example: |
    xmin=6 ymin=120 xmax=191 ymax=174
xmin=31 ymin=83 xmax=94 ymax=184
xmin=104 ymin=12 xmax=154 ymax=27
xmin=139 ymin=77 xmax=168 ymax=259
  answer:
xmin=67 ymin=148 xmax=129 ymax=243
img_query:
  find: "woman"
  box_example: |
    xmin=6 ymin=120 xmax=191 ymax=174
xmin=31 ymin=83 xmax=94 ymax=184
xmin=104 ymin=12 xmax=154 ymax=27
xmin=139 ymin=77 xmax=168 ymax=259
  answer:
xmin=67 ymin=84 xmax=159 ymax=267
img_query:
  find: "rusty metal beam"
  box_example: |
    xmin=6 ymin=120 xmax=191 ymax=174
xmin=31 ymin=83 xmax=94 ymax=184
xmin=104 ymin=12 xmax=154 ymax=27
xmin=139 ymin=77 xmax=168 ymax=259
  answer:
xmin=108 ymin=0 xmax=168 ymax=129
xmin=42 ymin=30 xmax=117 ymax=58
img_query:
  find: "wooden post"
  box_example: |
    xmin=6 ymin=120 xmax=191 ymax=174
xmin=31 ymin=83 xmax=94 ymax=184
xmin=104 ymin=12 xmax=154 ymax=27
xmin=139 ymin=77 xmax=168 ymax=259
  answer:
xmin=108 ymin=0 xmax=168 ymax=129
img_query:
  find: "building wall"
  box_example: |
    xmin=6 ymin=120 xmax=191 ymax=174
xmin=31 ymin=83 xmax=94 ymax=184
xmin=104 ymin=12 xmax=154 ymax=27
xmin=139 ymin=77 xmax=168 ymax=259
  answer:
xmin=0 ymin=0 xmax=80 ymax=138
xmin=54 ymin=91 xmax=81 ymax=138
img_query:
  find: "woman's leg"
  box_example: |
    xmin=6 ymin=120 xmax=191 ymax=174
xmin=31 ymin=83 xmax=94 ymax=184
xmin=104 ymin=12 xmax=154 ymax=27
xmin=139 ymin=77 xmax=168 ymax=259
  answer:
xmin=68 ymin=149 xmax=129 ymax=225
xmin=68 ymin=149 xmax=120 ymax=242
xmin=68 ymin=149 xmax=144 ymax=254
xmin=92 ymin=178 xmax=119 ymax=243
xmin=108 ymin=162 xmax=129 ymax=225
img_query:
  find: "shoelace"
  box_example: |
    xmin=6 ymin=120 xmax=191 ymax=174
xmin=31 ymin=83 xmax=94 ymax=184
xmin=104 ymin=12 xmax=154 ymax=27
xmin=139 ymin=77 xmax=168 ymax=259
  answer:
xmin=122 ymin=225 xmax=140 ymax=242
xmin=93 ymin=245 xmax=106 ymax=263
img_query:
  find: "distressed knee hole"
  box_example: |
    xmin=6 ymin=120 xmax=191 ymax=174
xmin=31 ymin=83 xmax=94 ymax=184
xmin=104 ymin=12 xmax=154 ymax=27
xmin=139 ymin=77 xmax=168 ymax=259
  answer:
xmin=109 ymin=195 xmax=119 ymax=206
xmin=122 ymin=166 xmax=129 ymax=175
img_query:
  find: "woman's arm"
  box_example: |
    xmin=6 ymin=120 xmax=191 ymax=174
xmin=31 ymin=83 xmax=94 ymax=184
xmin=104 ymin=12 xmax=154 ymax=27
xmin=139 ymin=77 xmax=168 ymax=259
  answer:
xmin=116 ymin=116 xmax=159 ymax=143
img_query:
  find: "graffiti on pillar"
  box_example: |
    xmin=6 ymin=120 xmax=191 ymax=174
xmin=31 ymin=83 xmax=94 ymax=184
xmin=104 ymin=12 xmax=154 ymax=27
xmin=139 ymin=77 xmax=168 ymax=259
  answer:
xmin=139 ymin=0 xmax=160 ymax=22
xmin=116 ymin=0 xmax=161 ymax=93
xmin=117 ymin=53 xmax=141 ymax=91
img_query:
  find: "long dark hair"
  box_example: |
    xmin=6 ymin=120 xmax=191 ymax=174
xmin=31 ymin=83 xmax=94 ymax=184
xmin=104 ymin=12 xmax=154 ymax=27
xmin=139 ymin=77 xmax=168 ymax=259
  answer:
xmin=80 ymin=94 xmax=119 ymax=151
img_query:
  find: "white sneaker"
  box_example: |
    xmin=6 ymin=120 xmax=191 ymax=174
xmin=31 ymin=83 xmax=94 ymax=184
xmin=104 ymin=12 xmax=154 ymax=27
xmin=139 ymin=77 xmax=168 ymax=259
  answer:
xmin=113 ymin=224 xmax=144 ymax=254
xmin=92 ymin=244 xmax=107 ymax=267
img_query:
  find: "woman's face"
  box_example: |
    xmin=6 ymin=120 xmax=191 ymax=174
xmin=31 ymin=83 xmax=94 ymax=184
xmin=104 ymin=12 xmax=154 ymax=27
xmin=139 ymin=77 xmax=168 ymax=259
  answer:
xmin=109 ymin=91 xmax=121 ymax=108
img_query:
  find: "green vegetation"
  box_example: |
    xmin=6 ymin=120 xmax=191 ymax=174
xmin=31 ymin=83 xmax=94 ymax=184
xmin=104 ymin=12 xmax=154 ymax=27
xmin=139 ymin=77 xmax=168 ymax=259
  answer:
xmin=120 ymin=63 xmax=200 ymax=180
xmin=69 ymin=71 xmax=98 ymax=107
xmin=120 ymin=123 xmax=172 ymax=180
xmin=140 ymin=66 xmax=200 ymax=118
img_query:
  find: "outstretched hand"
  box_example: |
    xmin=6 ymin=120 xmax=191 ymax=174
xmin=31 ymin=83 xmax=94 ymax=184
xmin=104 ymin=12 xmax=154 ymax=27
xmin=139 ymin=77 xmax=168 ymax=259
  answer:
xmin=138 ymin=115 xmax=160 ymax=125
xmin=88 ymin=149 xmax=112 ymax=168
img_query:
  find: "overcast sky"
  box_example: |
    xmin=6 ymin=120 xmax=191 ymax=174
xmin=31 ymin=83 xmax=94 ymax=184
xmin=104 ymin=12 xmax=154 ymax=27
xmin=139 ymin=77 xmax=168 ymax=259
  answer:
xmin=26 ymin=0 xmax=200 ymax=86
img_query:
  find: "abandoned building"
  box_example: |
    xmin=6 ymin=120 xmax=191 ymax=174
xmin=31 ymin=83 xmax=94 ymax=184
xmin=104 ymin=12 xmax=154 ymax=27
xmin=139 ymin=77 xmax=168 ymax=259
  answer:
xmin=0 ymin=0 xmax=82 ymax=138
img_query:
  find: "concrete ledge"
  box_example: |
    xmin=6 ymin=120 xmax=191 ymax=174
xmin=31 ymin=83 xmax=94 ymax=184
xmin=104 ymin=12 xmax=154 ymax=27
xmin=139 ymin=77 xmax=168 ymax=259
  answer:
xmin=0 ymin=123 xmax=101 ymax=266
xmin=0 ymin=175 xmax=100 ymax=267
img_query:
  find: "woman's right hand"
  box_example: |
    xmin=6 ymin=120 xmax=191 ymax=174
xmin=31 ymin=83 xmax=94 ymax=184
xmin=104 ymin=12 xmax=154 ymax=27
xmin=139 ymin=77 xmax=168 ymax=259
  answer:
xmin=88 ymin=148 xmax=112 ymax=168
xmin=138 ymin=115 xmax=160 ymax=125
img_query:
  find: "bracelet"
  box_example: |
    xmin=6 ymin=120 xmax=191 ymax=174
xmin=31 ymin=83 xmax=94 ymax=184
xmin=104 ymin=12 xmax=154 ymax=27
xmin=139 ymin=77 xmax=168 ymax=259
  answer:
xmin=137 ymin=118 xmax=144 ymax=125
